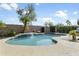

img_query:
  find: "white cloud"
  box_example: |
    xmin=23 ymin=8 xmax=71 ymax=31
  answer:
xmin=9 ymin=3 xmax=18 ymax=10
xmin=42 ymin=17 xmax=55 ymax=25
xmin=73 ymin=11 xmax=78 ymax=15
xmin=0 ymin=3 xmax=18 ymax=10
xmin=42 ymin=17 xmax=52 ymax=21
xmin=3 ymin=17 xmax=23 ymax=25
xmin=64 ymin=10 xmax=68 ymax=13
xmin=0 ymin=3 xmax=12 ymax=10
xmin=55 ymin=10 xmax=68 ymax=19
xmin=32 ymin=17 xmax=55 ymax=26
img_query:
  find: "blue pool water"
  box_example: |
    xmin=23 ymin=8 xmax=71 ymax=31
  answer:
xmin=6 ymin=34 xmax=57 ymax=46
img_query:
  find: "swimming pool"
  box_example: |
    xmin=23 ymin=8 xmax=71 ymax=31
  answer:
xmin=6 ymin=33 xmax=58 ymax=46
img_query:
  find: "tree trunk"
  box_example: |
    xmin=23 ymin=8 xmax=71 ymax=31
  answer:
xmin=22 ymin=22 xmax=27 ymax=33
xmin=72 ymin=35 xmax=76 ymax=41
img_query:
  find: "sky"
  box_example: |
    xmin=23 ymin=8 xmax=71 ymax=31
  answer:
xmin=0 ymin=3 xmax=79 ymax=26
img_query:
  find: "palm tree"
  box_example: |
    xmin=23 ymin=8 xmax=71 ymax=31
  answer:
xmin=66 ymin=20 xmax=73 ymax=32
xmin=16 ymin=4 xmax=36 ymax=33
xmin=69 ymin=30 xmax=76 ymax=41
xmin=66 ymin=20 xmax=71 ymax=26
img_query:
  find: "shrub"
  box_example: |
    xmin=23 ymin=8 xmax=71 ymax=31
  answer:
xmin=56 ymin=26 xmax=77 ymax=33
xmin=69 ymin=30 xmax=79 ymax=35
xmin=69 ymin=30 xmax=76 ymax=35
xmin=7 ymin=30 xmax=16 ymax=37
xmin=69 ymin=30 xmax=76 ymax=41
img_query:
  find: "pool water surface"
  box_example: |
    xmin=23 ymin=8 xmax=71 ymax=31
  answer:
xmin=6 ymin=34 xmax=58 ymax=46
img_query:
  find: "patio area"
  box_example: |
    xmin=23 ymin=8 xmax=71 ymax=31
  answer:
xmin=0 ymin=36 xmax=79 ymax=56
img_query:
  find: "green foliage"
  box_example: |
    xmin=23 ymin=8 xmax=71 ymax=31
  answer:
xmin=56 ymin=23 xmax=64 ymax=28
xmin=69 ymin=30 xmax=77 ymax=41
xmin=66 ymin=20 xmax=71 ymax=26
xmin=55 ymin=26 xmax=77 ymax=33
xmin=55 ymin=23 xmax=64 ymax=32
xmin=7 ymin=30 xmax=16 ymax=37
xmin=16 ymin=4 xmax=36 ymax=32
xmin=69 ymin=30 xmax=76 ymax=35
xmin=20 ymin=16 xmax=31 ymax=24
xmin=0 ymin=21 xmax=6 ymax=28
xmin=28 ymin=4 xmax=36 ymax=21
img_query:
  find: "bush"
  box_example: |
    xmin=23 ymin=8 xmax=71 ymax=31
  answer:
xmin=7 ymin=30 xmax=16 ymax=37
xmin=56 ymin=26 xmax=77 ymax=33
xmin=69 ymin=30 xmax=77 ymax=41
xmin=69 ymin=30 xmax=76 ymax=35
xmin=69 ymin=30 xmax=79 ymax=36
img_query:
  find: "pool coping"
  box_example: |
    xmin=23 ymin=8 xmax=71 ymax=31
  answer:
xmin=0 ymin=33 xmax=54 ymax=46
xmin=1 ymin=33 xmax=77 ymax=47
xmin=1 ymin=33 xmax=64 ymax=47
xmin=1 ymin=33 xmax=79 ymax=55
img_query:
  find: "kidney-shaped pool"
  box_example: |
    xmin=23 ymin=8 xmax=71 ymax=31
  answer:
xmin=6 ymin=33 xmax=58 ymax=46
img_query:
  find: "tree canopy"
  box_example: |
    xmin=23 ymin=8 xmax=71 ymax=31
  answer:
xmin=16 ymin=4 xmax=36 ymax=32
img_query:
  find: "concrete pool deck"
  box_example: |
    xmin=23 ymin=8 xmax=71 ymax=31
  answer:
xmin=0 ymin=35 xmax=79 ymax=56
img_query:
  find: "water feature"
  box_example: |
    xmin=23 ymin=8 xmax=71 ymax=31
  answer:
xmin=30 ymin=32 xmax=34 ymax=39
